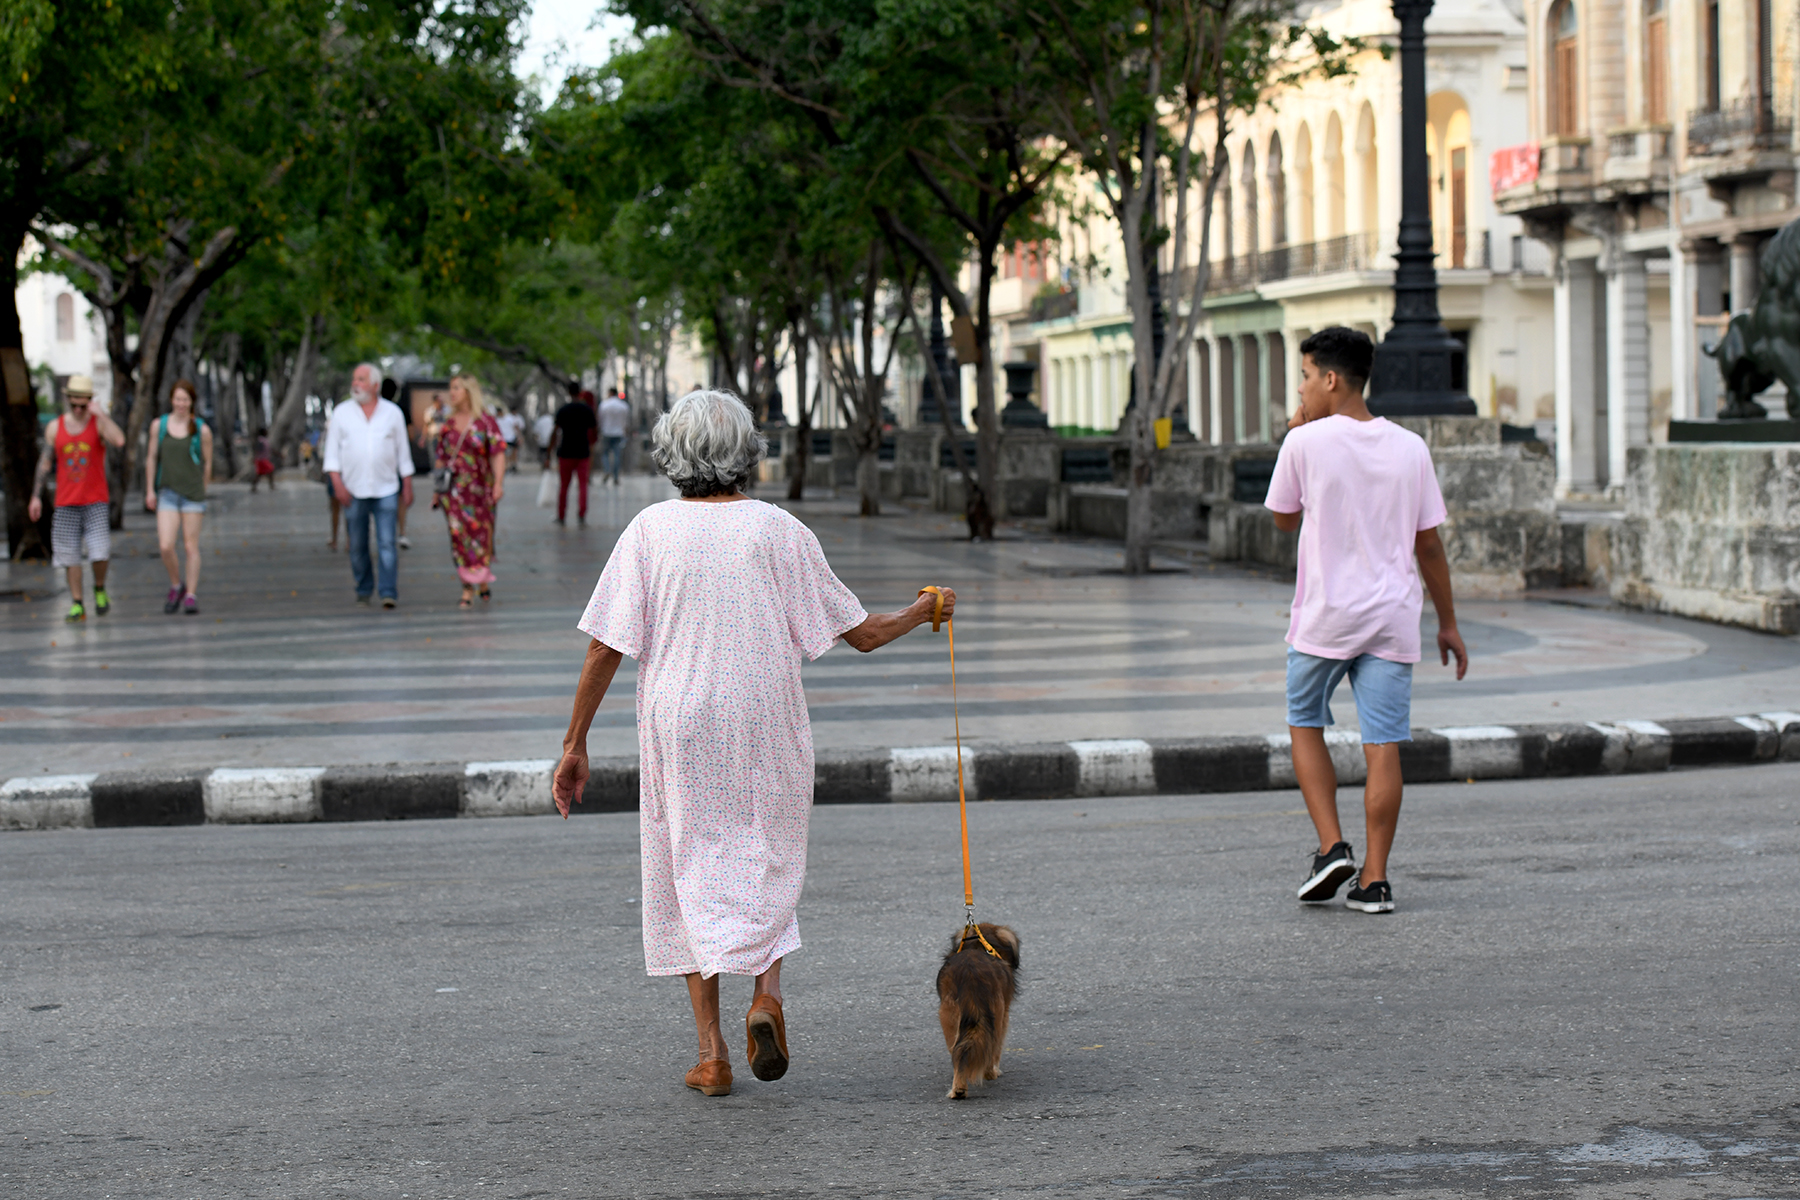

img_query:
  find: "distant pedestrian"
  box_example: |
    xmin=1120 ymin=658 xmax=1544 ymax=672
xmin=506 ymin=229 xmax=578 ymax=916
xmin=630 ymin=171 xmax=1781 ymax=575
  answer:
xmin=533 ymin=411 xmax=555 ymax=469
xmin=142 ymin=378 xmax=213 ymax=615
xmin=551 ymin=389 xmax=955 ymax=1098
xmin=250 ymin=431 xmax=277 ymax=491
xmin=598 ymin=388 xmax=631 ymax=485
xmin=323 ymin=362 xmax=416 ymax=608
xmin=434 ymin=374 xmax=507 ymax=609
xmin=381 ymin=377 xmax=417 ymax=551
xmin=1265 ymin=327 xmax=1468 ymax=915
xmin=496 ymin=407 xmax=523 ymax=474
xmin=551 ymin=389 xmax=598 ymax=525
xmin=30 ymin=374 xmax=125 ymax=622
xmin=310 ymin=427 xmax=341 ymax=549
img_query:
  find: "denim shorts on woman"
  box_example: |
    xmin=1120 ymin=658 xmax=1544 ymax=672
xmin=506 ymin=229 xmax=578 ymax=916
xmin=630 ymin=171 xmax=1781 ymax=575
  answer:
xmin=157 ymin=488 xmax=206 ymax=514
xmin=1285 ymin=647 xmax=1414 ymax=744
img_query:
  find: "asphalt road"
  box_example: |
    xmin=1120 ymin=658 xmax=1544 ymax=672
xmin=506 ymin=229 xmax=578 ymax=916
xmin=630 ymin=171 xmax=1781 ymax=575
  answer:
xmin=4 ymin=765 xmax=1798 ymax=1199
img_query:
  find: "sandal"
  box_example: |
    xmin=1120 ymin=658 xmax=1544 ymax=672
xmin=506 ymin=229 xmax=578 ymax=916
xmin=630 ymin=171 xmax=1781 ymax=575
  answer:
xmin=479 ymin=586 xmax=491 ymax=601
xmin=459 ymin=587 xmax=474 ymax=609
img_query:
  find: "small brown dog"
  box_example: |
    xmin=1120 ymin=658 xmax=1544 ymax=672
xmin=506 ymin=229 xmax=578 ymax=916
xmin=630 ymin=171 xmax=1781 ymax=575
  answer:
xmin=935 ymin=922 xmax=1021 ymax=1099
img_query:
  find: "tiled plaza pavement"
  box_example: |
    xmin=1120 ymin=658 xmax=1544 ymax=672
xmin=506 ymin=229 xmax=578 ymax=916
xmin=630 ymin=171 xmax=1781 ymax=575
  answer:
xmin=0 ymin=469 xmax=1795 ymax=776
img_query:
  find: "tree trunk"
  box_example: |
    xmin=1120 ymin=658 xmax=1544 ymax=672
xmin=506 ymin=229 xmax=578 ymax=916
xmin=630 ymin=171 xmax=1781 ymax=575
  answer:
xmin=267 ymin=314 xmax=322 ymax=458
xmin=972 ymin=248 xmax=1000 ymax=523
xmin=0 ymin=241 xmax=48 ymax=561
xmin=787 ymin=324 xmax=810 ymax=501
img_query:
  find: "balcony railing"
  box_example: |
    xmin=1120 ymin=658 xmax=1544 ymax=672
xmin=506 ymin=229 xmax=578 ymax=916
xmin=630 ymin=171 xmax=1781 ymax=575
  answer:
xmin=1174 ymin=232 xmax=1382 ymax=296
xmin=1028 ymin=288 xmax=1079 ymax=322
xmin=1688 ymin=99 xmax=1792 ymax=156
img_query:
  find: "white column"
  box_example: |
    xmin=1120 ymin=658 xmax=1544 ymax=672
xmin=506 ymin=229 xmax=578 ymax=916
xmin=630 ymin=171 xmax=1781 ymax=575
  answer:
xmin=1605 ymin=253 xmax=1650 ymax=491
xmin=1207 ymin=337 xmax=1224 ymax=444
xmin=1669 ymin=242 xmax=1696 ymax=422
xmin=1554 ymin=255 xmax=1605 ymax=495
xmin=1730 ymin=236 xmax=1760 ymax=314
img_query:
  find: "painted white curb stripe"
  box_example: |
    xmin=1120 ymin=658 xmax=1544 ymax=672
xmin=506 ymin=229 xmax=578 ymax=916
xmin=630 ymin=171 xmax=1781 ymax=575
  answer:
xmin=1070 ymin=739 xmax=1156 ymax=796
xmin=1435 ymin=725 xmax=1523 ymax=778
xmin=0 ymin=774 xmax=96 ymax=830
xmin=203 ymin=768 xmax=325 ymax=823
xmin=890 ymin=746 xmax=966 ymax=803
xmin=464 ymin=760 xmax=557 ymax=817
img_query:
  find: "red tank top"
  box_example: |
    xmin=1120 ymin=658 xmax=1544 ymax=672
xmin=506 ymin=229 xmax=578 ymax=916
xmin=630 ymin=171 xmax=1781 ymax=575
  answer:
xmin=53 ymin=414 xmax=109 ymax=507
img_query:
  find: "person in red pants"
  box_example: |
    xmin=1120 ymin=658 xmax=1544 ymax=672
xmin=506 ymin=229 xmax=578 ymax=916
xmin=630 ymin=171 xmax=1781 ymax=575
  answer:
xmin=550 ymin=389 xmax=598 ymax=526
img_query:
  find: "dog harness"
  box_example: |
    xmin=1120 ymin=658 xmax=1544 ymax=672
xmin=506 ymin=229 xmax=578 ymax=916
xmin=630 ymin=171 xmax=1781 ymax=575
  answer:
xmin=920 ymin=586 xmax=1003 ymax=962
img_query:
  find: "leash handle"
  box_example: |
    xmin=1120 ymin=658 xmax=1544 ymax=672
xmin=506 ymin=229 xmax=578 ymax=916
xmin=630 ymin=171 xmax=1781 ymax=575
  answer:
xmin=919 ymin=585 xmax=945 ymax=633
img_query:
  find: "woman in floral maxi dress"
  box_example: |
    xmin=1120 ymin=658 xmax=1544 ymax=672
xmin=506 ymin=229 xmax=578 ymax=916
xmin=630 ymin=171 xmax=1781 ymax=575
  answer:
xmin=552 ymin=389 xmax=955 ymax=1099
xmin=434 ymin=375 xmax=508 ymax=608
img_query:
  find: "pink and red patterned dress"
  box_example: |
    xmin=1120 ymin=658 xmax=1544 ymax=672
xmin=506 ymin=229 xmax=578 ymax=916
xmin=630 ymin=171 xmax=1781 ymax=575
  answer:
xmin=435 ymin=413 xmax=504 ymax=585
xmin=578 ymin=499 xmax=868 ymax=979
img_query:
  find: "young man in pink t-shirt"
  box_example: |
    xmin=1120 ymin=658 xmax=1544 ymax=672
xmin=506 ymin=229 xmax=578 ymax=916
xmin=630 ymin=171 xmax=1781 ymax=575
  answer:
xmin=1264 ymin=327 xmax=1469 ymax=914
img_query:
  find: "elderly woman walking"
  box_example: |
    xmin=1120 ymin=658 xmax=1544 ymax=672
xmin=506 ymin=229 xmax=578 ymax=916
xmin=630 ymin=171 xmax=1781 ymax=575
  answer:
xmin=434 ymin=374 xmax=507 ymax=608
xmin=552 ymin=389 xmax=954 ymax=1098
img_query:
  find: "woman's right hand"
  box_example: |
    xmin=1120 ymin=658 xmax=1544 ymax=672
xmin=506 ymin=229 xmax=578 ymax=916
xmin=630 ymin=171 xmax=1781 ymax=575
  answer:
xmin=552 ymin=748 xmax=590 ymax=818
xmin=144 ymin=491 xmax=157 ymax=512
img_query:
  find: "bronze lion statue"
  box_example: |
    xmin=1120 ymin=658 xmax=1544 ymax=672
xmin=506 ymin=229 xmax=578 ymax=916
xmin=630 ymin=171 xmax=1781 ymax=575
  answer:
xmin=1707 ymin=215 xmax=1800 ymax=419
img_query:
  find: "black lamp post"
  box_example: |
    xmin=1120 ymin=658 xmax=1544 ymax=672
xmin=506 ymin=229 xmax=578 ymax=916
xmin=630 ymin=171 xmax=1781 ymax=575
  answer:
xmin=919 ymin=278 xmax=964 ymax=428
xmin=1367 ymin=0 xmax=1476 ymax=416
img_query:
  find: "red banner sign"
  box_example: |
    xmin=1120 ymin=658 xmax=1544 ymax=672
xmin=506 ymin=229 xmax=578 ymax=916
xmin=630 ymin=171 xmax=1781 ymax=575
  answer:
xmin=1490 ymin=143 xmax=1540 ymax=196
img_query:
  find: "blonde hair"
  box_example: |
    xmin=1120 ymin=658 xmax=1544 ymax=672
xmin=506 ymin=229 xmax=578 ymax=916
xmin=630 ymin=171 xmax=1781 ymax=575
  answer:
xmin=449 ymin=374 xmax=487 ymax=417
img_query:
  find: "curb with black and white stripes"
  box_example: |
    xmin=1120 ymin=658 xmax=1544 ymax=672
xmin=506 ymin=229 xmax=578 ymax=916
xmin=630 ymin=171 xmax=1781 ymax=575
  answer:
xmin=4 ymin=713 xmax=1798 ymax=831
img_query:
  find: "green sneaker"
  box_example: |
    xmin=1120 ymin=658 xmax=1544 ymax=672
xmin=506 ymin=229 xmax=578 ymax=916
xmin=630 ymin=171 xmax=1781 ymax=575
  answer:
xmin=93 ymin=587 xmax=110 ymax=615
xmin=65 ymin=601 xmax=85 ymax=623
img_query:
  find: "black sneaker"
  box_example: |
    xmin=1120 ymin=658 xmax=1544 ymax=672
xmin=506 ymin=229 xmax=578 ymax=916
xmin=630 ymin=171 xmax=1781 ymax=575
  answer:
xmin=1299 ymin=841 xmax=1357 ymax=903
xmin=1345 ymin=877 xmax=1395 ymax=914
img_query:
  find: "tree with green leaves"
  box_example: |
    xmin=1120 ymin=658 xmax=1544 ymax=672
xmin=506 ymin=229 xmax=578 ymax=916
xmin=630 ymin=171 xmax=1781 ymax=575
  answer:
xmin=1027 ymin=0 xmax=1364 ymax=572
xmin=612 ymin=0 xmax=1070 ymax=537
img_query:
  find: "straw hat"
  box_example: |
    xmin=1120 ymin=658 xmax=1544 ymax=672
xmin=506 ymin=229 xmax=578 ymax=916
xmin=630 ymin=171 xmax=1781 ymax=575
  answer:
xmin=64 ymin=374 xmax=95 ymax=399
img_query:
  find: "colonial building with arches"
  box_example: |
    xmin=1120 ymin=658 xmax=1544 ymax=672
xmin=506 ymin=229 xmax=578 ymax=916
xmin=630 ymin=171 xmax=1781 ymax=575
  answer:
xmin=1497 ymin=0 xmax=1797 ymax=494
xmin=1015 ymin=0 xmax=1555 ymax=447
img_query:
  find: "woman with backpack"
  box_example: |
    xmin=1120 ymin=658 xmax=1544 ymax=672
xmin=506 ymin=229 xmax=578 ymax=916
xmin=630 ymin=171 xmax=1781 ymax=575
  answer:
xmin=143 ymin=379 xmax=214 ymax=614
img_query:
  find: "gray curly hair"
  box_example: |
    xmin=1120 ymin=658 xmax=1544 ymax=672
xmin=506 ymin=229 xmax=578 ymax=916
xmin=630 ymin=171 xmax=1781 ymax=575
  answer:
xmin=650 ymin=389 xmax=766 ymax=497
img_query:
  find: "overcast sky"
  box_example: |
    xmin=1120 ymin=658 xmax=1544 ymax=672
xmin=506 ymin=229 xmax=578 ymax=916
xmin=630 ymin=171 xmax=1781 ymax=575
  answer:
xmin=520 ymin=0 xmax=635 ymax=99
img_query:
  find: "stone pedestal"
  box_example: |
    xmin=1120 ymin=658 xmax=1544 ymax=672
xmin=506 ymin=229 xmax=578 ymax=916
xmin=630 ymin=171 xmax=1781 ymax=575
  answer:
xmin=1394 ymin=417 xmax=1559 ymax=595
xmin=1611 ymin=442 xmax=1800 ymax=633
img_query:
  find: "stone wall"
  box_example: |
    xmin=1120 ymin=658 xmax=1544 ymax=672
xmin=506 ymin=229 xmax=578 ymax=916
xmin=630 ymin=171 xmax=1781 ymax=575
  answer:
xmin=1042 ymin=418 xmax=1560 ymax=596
xmin=1391 ymin=417 xmax=1560 ymax=596
xmin=1611 ymin=443 xmax=1800 ymax=634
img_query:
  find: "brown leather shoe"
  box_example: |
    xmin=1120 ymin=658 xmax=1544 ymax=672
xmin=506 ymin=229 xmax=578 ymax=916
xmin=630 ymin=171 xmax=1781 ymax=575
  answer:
xmin=745 ymin=995 xmax=789 ymax=1081
xmin=684 ymin=1057 xmax=732 ymax=1097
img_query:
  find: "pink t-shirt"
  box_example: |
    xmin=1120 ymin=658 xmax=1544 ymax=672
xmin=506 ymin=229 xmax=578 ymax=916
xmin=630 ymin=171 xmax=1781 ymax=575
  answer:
xmin=1264 ymin=415 xmax=1447 ymax=663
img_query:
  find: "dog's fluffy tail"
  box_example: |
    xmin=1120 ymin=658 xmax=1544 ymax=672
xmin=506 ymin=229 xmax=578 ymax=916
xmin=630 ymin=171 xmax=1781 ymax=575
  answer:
xmin=951 ymin=1006 xmax=996 ymax=1078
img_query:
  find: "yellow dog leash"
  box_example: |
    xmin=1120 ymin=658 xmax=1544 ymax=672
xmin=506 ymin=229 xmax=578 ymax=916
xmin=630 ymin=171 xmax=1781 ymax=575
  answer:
xmin=919 ymin=586 xmax=1003 ymax=962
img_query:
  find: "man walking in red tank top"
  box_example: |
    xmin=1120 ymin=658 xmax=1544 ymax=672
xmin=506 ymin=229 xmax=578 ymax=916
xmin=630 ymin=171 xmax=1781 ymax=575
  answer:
xmin=29 ymin=375 xmax=125 ymax=622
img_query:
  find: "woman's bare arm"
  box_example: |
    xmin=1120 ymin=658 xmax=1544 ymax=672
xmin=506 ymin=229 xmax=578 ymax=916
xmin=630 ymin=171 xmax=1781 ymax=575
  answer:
xmin=842 ymin=588 xmax=957 ymax=653
xmin=553 ymin=638 xmax=625 ymax=817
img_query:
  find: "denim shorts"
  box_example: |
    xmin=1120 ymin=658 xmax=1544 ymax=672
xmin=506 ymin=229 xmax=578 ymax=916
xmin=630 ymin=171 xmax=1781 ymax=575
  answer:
xmin=1285 ymin=647 xmax=1414 ymax=744
xmin=157 ymin=488 xmax=206 ymax=514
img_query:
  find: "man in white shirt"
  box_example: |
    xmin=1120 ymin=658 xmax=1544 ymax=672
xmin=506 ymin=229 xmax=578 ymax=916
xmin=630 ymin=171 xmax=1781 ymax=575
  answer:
xmin=496 ymin=408 xmax=523 ymax=474
xmin=533 ymin=411 xmax=555 ymax=468
xmin=598 ymin=389 xmax=632 ymax=485
xmin=323 ymin=362 xmax=415 ymax=608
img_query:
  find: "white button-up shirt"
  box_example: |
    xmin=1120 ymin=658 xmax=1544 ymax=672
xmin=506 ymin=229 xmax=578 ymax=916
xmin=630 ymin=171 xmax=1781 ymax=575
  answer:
xmin=322 ymin=398 xmax=415 ymax=499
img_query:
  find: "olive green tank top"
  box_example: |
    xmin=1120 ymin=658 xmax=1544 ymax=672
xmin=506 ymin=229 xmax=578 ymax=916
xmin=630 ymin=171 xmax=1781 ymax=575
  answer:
xmin=157 ymin=427 xmax=206 ymax=501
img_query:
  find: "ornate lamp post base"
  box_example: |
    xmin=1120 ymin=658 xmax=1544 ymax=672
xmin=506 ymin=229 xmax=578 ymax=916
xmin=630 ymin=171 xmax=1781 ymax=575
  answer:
xmin=1001 ymin=362 xmax=1048 ymax=429
xmin=1367 ymin=0 xmax=1478 ymax=418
